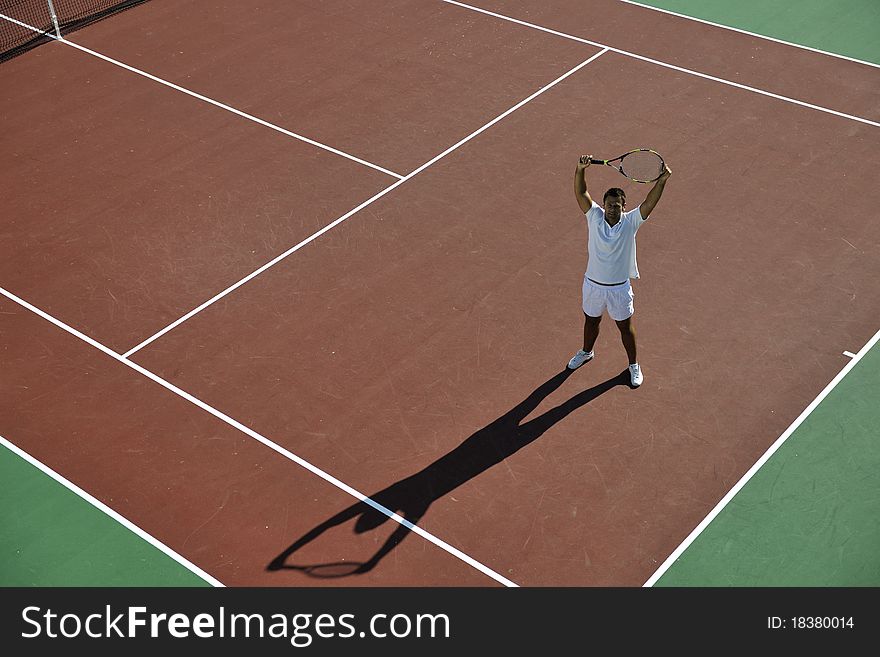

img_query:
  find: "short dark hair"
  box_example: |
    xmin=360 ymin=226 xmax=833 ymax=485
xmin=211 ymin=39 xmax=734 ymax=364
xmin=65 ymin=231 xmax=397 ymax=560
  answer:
xmin=603 ymin=187 xmax=626 ymax=203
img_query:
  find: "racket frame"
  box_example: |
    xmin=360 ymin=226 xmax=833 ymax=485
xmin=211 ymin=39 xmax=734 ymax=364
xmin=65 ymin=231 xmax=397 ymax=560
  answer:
xmin=589 ymin=149 xmax=665 ymax=183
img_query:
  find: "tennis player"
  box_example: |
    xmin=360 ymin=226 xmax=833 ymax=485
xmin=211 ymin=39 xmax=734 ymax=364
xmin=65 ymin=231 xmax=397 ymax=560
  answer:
xmin=568 ymin=154 xmax=672 ymax=387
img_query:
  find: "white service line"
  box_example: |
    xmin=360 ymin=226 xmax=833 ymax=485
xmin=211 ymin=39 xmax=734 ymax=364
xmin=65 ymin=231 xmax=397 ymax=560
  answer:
xmin=0 ymin=434 xmax=224 ymax=587
xmin=123 ymin=49 xmax=609 ymax=356
xmin=123 ymin=177 xmax=407 ymax=357
xmin=0 ymin=13 xmax=403 ymax=180
xmin=1 ymin=285 xmax=518 ymax=587
xmin=643 ymin=327 xmax=880 ymax=587
xmin=440 ymin=0 xmax=880 ymax=128
xmin=617 ymin=0 xmax=880 ymax=70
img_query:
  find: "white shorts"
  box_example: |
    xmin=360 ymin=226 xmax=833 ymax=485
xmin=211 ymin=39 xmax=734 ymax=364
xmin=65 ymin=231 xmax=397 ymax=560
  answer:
xmin=582 ymin=278 xmax=634 ymax=321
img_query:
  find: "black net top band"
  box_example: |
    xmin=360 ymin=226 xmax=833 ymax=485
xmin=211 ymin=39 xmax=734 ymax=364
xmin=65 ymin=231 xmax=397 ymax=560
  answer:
xmin=1 ymin=0 xmax=149 ymax=63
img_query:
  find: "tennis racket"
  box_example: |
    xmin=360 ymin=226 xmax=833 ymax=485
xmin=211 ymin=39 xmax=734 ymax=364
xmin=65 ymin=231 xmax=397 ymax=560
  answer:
xmin=588 ymin=149 xmax=666 ymax=183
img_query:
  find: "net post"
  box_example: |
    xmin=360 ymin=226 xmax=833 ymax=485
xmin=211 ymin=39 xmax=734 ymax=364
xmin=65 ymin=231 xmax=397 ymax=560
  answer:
xmin=45 ymin=0 xmax=62 ymax=39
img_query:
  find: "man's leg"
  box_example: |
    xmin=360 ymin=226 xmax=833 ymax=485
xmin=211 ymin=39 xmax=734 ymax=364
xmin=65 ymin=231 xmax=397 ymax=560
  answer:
xmin=615 ymin=316 xmax=637 ymax=365
xmin=570 ymin=280 xmax=604 ymax=370
xmin=583 ymin=313 xmax=602 ymax=352
xmin=568 ymin=313 xmax=601 ymax=370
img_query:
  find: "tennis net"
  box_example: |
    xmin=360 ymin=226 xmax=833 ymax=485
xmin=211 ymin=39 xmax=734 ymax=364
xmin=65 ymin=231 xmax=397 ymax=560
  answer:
xmin=1 ymin=0 xmax=149 ymax=62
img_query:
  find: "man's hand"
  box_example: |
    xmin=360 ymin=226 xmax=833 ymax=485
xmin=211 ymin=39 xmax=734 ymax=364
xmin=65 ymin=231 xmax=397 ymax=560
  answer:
xmin=658 ymin=164 xmax=672 ymax=181
xmin=577 ymin=154 xmax=592 ymax=169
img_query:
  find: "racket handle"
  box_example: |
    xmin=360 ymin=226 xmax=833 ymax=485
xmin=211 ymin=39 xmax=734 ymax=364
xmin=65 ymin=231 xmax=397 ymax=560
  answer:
xmin=588 ymin=159 xmax=604 ymax=164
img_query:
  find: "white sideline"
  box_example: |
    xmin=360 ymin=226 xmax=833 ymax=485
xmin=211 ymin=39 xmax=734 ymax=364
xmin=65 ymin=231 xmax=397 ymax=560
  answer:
xmin=617 ymin=0 xmax=880 ymax=70
xmin=440 ymin=0 xmax=880 ymax=128
xmin=0 ymin=12 xmax=404 ymax=180
xmin=1 ymin=285 xmax=519 ymax=587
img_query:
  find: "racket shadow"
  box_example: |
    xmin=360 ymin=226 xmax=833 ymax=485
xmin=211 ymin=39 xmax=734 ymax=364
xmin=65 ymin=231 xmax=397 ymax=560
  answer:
xmin=267 ymin=368 xmax=630 ymax=577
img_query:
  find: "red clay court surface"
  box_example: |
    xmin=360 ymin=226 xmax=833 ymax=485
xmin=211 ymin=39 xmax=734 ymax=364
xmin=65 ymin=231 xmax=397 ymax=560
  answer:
xmin=2 ymin=0 xmax=878 ymax=585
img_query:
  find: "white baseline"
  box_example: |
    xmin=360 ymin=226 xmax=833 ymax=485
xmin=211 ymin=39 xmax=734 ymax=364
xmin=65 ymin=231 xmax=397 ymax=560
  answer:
xmin=0 ymin=434 xmax=224 ymax=587
xmin=643 ymin=327 xmax=880 ymax=586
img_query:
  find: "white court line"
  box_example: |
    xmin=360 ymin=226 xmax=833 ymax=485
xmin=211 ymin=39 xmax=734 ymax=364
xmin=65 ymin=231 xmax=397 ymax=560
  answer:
xmin=843 ymin=351 xmax=857 ymax=359
xmin=0 ymin=13 xmax=404 ymax=180
xmin=617 ymin=0 xmax=880 ymax=70
xmin=1 ymin=285 xmax=518 ymax=587
xmin=123 ymin=178 xmax=408 ymax=356
xmin=0 ymin=434 xmax=224 ymax=587
xmin=440 ymin=0 xmax=880 ymax=128
xmin=123 ymin=48 xmax=609 ymax=356
xmin=643 ymin=327 xmax=880 ymax=587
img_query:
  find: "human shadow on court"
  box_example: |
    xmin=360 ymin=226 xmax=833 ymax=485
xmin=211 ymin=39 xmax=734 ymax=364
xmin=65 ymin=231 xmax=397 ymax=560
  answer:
xmin=267 ymin=368 xmax=630 ymax=577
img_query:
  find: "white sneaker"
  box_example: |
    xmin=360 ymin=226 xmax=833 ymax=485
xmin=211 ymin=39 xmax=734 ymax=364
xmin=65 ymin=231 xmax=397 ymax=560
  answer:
xmin=629 ymin=363 xmax=643 ymax=387
xmin=567 ymin=349 xmax=594 ymax=370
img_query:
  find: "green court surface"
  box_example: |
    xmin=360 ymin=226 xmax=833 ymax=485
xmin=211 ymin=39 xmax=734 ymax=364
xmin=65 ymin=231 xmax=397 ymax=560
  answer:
xmin=0 ymin=444 xmax=210 ymax=586
xmin=633 ymin=0 xmax=880 ymax=64
xmin=656 ymin=343 xmax=880 ymax=586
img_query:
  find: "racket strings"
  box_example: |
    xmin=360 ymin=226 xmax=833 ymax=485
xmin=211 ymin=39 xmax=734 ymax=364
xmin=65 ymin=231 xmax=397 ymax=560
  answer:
xmin=620 ymin=151 xmax=664 ymax=181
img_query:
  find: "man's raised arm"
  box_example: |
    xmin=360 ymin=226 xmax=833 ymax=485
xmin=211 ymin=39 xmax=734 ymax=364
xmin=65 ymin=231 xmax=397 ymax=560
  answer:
xmin=574 ymin=155 xmax=594 ymax=214
xmin=638 ymin=165 xmax=672 ymax=219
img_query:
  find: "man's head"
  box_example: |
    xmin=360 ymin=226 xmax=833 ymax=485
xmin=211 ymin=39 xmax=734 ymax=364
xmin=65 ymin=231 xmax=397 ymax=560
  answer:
xmin=602 ymin=188 xmax=626 ymax=223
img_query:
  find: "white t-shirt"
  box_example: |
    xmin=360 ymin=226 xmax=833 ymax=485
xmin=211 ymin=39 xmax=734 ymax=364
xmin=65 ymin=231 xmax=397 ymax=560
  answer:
xmin=584 ymin=202 xmax=646 ymax=283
